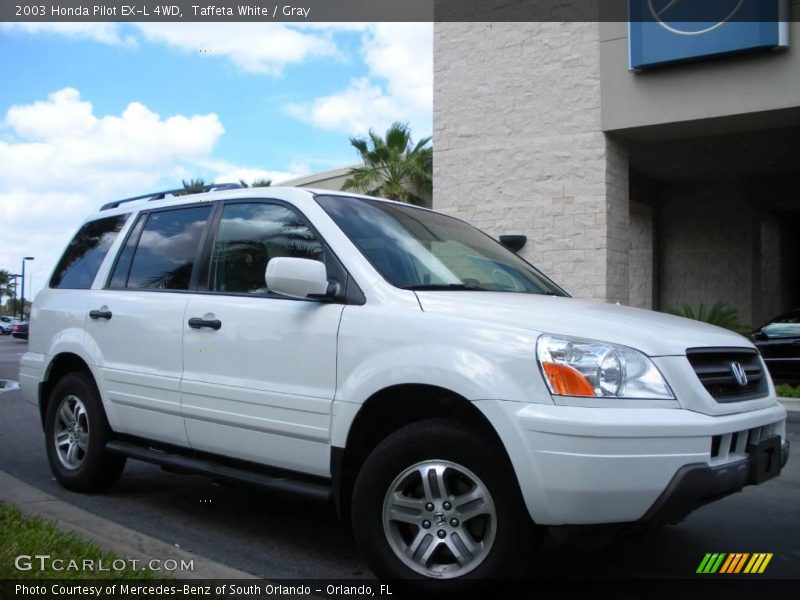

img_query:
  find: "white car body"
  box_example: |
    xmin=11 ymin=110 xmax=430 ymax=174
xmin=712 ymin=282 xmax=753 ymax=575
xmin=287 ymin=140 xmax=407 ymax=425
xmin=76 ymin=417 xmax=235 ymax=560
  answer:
xmin=21 ymin=186 xmax=788 ymax=529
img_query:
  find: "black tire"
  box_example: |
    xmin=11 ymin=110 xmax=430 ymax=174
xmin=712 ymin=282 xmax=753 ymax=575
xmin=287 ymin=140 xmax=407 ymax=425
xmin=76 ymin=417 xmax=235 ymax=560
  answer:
xmin=351 ymin=419 xmax=541 ymax=591
xmin=44 ymin=372 xmax=125 ymax=492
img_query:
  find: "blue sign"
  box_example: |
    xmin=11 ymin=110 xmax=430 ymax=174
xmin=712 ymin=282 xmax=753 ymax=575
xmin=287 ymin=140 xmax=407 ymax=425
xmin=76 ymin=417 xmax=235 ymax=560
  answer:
xmin=629 ymin=0 xmax=789 ymax=70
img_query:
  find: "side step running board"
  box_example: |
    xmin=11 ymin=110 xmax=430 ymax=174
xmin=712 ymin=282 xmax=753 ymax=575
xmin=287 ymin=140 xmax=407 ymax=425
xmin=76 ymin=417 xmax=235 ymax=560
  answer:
xmin=106 ymin=440 xmax=331 ymax=502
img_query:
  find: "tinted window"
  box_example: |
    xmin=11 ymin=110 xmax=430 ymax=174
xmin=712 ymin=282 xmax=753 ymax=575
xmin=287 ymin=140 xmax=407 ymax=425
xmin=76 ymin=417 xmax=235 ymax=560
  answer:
xmin=107 ymin=214 xmax=147 ymax=289
xmin=209 ymin=203 xmax=324 ymax=294
xmin=126 ymin=206 xmax=211 ymax=290
xmin=762 ymin=311 xmax=800 ymax=339
xmin=50 ymin=214 xmax=129 ymax=289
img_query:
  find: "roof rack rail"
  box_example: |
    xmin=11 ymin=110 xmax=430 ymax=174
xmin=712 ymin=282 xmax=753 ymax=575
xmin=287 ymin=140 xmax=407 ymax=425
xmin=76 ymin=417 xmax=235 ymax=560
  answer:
xmin=99 ymin=182 xmax=244 ymax=211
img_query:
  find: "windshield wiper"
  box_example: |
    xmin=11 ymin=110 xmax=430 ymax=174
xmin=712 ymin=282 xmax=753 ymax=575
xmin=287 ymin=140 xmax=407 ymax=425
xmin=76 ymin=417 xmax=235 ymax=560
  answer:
xmin=401 ymin=283 xmax=488 ymax=291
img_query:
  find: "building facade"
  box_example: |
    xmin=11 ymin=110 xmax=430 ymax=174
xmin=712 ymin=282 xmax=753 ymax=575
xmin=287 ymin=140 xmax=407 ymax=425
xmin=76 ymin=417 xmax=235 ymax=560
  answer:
xmin=433 ymin=13 xmax=800 ymax=327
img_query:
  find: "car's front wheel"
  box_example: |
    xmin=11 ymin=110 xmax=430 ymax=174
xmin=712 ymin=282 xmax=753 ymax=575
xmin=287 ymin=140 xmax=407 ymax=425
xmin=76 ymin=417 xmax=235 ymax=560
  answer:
xmin=351 ymin=419 xmax=540 ymax=589
xmin=44 ymin=372 xmax=126 ymax=492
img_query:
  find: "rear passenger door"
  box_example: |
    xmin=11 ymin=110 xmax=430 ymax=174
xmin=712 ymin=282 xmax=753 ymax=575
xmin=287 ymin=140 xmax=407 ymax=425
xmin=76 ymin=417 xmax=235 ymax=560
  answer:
xmin=34 ymin=213 xmax=131 ymax=359
xmin=181 ymin=200 xmax=343 ymax=476
xmin=86 ymin=204 xmax=213 ymax=446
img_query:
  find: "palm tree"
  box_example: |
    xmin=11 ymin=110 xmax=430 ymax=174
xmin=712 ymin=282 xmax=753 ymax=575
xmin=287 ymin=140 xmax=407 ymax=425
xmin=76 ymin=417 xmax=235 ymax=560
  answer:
xmin=238 ymin=178 xmax=272 ymax=188
xmin=342 ymin=122 xmax=432 ymax=206
xmin=0 ymin=270 xmax=10 ymax=314
xmin=180 ymin=178 xmax=207 ymax=195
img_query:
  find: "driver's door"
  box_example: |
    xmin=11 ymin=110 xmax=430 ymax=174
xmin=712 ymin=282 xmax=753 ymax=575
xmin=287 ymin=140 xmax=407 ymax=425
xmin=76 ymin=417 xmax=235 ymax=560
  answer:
xmin=181 ymin=200 xmax=343 ymax=476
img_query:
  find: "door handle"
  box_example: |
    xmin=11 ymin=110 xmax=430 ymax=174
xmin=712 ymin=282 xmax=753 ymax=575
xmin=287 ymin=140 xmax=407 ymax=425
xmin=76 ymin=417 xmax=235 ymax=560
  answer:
xmin=89 ymin=309 xmax=112 ymax=320
xmin=188 ymin=317 xmax=222 ymax=330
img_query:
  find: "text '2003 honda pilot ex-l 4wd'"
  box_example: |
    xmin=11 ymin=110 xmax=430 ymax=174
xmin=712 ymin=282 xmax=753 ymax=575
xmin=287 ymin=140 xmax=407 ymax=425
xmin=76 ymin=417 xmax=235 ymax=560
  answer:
xmin=21 ymin=185 xmax=789 ymax=587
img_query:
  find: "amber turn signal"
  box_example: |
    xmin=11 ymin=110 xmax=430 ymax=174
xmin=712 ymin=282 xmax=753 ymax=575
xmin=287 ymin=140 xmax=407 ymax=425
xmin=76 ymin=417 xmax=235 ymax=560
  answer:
xmin=542 ymin=362 xmax=595 ymax=397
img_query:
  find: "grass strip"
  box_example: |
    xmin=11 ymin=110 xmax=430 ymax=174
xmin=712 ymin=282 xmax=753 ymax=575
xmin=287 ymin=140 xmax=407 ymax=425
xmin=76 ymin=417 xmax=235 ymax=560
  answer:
xmin=0 ymin=502 xmax=159 ymax=579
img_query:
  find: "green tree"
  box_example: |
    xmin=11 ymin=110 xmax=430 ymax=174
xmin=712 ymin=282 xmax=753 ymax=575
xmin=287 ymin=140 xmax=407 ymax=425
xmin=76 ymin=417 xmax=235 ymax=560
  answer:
xmin=238 ymin=178 xmax=272 ymax=188
xmin=0 ymin=269 xmax=14 ymax=312
xmin=342 ymin=122 xmax=432 ymax=205
xmin=180 ymin=178 xmax=207 ymax=195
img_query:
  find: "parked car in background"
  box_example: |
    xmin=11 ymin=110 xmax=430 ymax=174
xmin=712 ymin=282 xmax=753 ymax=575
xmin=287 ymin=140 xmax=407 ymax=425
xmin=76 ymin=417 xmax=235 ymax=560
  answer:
xmin=753 ymin=309 xmax=800 ymax=385
xmin=12 ymin=321 xmax=29 ymax=340
xmin=0 ymin=321 xmax=12 ymax=335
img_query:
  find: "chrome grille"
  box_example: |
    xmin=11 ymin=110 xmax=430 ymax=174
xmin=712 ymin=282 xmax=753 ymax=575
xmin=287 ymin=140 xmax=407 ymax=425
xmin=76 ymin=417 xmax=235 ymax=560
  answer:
xmin=686 ymin=347 xmax=767 ymax=403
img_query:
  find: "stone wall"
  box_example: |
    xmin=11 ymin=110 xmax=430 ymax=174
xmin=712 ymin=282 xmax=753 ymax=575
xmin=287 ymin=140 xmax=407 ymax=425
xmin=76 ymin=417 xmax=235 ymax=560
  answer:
xmin=434 ymin=22 xmax=629 ymax=302
xmin=629 ymin=202 xmax=654 ymax=309
xmin=658 ymin=183 xmax=755 ymax=324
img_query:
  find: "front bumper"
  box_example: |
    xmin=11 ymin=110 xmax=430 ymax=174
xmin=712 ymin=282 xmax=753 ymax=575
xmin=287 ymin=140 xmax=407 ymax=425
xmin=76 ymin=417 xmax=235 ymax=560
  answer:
xmin=641 ymin=439 xmax=789 ymax=525
xmin=19 ymin=351 xmax=46 ymax=407
xmin=480 ymin=400 xmax=788 ymax=525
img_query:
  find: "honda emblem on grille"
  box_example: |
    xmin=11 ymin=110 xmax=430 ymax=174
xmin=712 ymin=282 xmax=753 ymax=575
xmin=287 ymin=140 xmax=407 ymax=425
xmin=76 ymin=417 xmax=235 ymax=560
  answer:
xmin=730 ymin=362 xmax=748 ymax=386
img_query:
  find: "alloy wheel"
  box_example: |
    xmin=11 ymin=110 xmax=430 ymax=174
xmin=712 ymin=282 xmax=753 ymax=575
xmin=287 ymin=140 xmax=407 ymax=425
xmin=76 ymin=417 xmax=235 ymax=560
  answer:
xmin=382 ymin=459 xmax=497 ymax=578
xmin=53 ymin=394 xmax=90 ymax=470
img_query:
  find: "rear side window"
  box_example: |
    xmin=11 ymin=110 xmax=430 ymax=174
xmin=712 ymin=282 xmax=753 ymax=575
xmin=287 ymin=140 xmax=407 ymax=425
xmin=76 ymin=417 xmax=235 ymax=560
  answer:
xmin=124 ymin=206 xmax=212 ymax=290
xmin=50 ymin=214 xmax=130 ymax=289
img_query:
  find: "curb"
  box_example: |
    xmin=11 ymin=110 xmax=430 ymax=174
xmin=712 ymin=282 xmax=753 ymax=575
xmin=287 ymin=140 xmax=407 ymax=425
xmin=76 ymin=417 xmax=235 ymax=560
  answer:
xmin=778 ymin=397 xmax=800 ymax=413
xmin=0 ymin=470 xmax=256 ymax=579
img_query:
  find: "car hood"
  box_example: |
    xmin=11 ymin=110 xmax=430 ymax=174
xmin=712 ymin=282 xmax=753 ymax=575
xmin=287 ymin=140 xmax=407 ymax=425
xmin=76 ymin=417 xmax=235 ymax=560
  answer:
xmin=415 ymin=292 xmax=754 ymax=356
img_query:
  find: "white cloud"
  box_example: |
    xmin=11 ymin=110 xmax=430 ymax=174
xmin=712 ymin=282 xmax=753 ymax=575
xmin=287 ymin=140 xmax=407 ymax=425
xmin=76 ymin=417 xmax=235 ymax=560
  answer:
xmin=363 ymin=23 xmax=433 ymax=110
xmin=287 ymin=78 xmax=395 ymax=133
xmin=1 ymin=21 xmax=433 ymax=135
xmin=0 ymin=22 xmax=137 ymax=47
xmin=287 ymin=23 xmax=432 ymax=135
xmin=135 ymin=23 xmax=340 ymax=75
xmin=1 ymin=88 xmax=224 ymax=198
xmin=211 ymin=163 xmax=308 ymax=186
xmin=0 ymin=88 xmax=226 ymax=294
xmin=1 ymin=22 xmax=346 ymax=76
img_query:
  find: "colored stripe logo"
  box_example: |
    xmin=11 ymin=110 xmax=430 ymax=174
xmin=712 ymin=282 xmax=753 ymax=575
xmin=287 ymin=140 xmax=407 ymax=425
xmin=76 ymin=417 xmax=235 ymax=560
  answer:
xmin=697 ymin=553 xmax=773 ymax=574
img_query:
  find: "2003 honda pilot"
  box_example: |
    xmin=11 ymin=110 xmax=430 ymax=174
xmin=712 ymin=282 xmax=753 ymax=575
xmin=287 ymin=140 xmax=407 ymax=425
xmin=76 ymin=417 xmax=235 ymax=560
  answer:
xmin=21 ymin=185 xmax=789 ymax=586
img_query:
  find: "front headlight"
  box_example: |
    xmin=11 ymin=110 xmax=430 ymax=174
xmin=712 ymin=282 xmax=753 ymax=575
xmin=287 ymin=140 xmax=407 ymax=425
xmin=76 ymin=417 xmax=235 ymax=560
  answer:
xmin=536 ymin=334 xmax=674 ymax=399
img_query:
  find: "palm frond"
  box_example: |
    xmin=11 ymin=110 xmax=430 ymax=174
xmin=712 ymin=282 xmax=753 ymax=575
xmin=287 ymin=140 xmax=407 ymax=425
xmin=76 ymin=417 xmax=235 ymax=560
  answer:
xmin=344 ymin=123 xmax=432 ymax=204
xmin=667 ymin=301 xmax=750 ymax=335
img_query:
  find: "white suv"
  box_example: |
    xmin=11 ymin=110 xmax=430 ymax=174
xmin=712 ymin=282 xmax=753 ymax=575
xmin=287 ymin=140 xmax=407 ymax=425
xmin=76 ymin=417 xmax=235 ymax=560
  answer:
xmin=21 ymin=186 xmax=789 ymax=586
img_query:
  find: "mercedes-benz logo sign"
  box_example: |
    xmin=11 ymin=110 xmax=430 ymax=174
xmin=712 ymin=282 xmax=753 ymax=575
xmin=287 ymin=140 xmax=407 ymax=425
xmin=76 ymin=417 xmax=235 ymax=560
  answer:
xmin=730 ymin=361 xmax=749 ymax=387
xmin=648 ymin=0 xmax=745 ymax=36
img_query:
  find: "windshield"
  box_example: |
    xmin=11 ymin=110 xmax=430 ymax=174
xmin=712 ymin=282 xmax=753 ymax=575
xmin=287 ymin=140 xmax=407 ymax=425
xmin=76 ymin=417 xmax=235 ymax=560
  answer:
xmin=316 ymin=195 xmax=568 ymax=296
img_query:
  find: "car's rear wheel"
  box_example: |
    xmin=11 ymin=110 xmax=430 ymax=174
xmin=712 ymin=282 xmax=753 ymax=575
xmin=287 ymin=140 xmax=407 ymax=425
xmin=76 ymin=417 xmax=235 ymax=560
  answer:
xmin=351 ymin=419 xmax=540 ymax=590
xmin=45 ymin=372 xmax=125 ymax=492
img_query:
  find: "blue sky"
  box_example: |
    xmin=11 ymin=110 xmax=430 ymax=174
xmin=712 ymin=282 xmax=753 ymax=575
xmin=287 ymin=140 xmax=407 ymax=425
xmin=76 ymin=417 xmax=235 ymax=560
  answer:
xmin=0 ymin=22 xmax=433 ymax=296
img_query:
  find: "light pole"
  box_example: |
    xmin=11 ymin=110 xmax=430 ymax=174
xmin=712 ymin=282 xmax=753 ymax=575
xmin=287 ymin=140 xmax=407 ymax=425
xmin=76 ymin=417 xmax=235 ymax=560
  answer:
xmin=20 ymin=257 xmax=34 ymax=319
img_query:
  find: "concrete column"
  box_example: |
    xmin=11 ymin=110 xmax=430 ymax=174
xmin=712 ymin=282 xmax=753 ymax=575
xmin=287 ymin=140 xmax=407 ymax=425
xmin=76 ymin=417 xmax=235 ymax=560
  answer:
xmin=434 ymin=22 xmax=630 ymax=303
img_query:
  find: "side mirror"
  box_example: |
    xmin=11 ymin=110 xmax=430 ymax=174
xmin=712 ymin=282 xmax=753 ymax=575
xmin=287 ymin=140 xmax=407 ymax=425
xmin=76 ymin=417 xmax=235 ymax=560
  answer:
xmin=753 ymin=330 xmax=768 ymax=341
xmin=265 ymin=257 xmax=329 ymax=299
xmin=499 ymin=234 xmax=527 ymax=253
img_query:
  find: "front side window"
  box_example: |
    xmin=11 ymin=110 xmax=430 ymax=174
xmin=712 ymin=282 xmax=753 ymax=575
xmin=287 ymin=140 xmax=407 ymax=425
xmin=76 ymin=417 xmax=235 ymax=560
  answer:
xmin=209 ymin=202 xmax=324 ymax=294
xmin=125 ymin=206 xmax=211 ymax=290
xmin=316 ymin=195 xmax=567 ymax=296
xmin=50 ymin=213 xmax=129 ymax=289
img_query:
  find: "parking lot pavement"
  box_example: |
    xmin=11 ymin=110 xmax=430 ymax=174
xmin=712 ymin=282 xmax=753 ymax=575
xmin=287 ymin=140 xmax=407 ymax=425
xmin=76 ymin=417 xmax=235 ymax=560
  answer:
xmin=0 ymin=470 xmax=257 ymax=579
xmin=0 ymin=335 xmax=798 ymax=580
xmin=0 ymin=334 xmax=26 ymax=388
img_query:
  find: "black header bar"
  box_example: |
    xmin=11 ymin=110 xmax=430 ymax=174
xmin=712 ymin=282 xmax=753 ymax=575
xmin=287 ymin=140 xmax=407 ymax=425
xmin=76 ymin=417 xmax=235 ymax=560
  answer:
xmin=1 ymin=1 xmax=797 ymax=23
